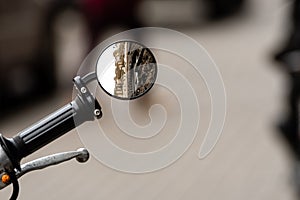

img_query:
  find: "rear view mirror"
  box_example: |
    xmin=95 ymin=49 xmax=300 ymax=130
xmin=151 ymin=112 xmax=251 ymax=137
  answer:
xmin=96 ymin=41 xmax=157 ymax=100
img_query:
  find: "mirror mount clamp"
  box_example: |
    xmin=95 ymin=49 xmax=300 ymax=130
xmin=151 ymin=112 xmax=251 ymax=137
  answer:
xmin=73 ymin=75 xmax=102 ymax=120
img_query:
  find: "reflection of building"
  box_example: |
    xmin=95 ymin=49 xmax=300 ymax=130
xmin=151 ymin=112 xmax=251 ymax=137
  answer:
xmin=113 ymin=42 xmax=127 ymax=97
xmin=113 ymin=42 xmax=156 ymax=98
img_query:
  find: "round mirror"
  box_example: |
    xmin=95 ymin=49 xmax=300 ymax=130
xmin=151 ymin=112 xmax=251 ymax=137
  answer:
xmin=96 ymin=41 xmax=157 ymax=100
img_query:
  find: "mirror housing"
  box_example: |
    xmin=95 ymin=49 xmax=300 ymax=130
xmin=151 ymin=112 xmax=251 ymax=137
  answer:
xmin=96 ymin=41 xmax=157 ymax=100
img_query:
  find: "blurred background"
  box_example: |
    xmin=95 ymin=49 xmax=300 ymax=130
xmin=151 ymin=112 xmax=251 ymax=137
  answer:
xmin=1 ymin=0 xmax=300 ymax=199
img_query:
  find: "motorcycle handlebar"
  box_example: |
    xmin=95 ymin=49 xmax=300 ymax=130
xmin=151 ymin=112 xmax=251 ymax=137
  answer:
xmin=13 ymin=95 xmax=100 ymax=160
xmin=0 ymin=76 xmax=102 ymax=169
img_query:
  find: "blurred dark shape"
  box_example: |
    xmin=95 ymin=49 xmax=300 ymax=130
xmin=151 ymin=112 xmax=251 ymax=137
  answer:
xmin=271 ymin=1 xmax=300 ymax=196
xmin=274 ymin=0 xmax=300 ymax=159
xmin=0 ymin=0 xmax=247 ymax=119
xmin=80 ymin=0 xmax=141 ymax=47
xmin=278 ymin=72 xmax=300 ymax=157
xmin=0 ymin=0 xmax=142 ymax=118
xmin=203 ymin=0 xmax=246 ymax=21
xmin=275 ymin=0 xmax=300 ymax=62
xmin=44 ymin=0 xmax=141 ymax=48
xmin=0 ymin=1 xmax=56 ymax=116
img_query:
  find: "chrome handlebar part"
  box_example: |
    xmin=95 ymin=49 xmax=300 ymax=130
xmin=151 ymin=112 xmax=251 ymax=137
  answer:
xmin=0 ymin=148 xmax=89 ymax=190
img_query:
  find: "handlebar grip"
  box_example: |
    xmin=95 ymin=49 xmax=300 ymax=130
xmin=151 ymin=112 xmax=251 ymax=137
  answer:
xmin=12 ymin=96 xmax=99 ymax=159
xmin=16 ymin=102 xmax=75 ymax=158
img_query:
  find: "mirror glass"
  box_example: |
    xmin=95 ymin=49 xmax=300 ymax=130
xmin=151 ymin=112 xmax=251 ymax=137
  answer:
xmin=96 ymin=41 xmax=157 ymax=100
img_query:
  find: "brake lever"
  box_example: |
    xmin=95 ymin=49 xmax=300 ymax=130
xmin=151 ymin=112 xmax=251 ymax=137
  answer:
xmin=0 ymin=148 xmax=89 ymax=190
